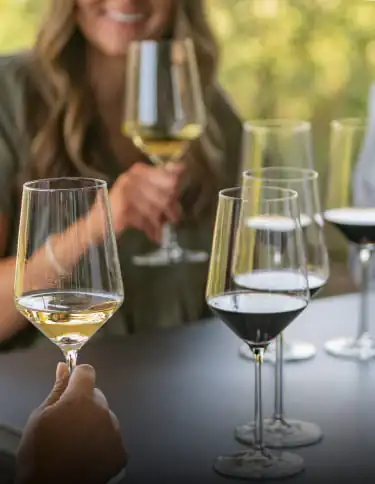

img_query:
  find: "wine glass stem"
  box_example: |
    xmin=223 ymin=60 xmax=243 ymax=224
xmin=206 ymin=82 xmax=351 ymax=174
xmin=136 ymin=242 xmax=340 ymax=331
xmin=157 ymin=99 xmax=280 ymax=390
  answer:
xmin=253 ymin=346 xmax=265 ymax=450
xmin=161 ymin=223 xmax=179 ymax=250
xmin=273 ymin=333 xmax=284 ymax=422
xmin=65 ymin=350 xmax=78 ymax=374
xmin=357 ymin=246 xmax=373 ymax=340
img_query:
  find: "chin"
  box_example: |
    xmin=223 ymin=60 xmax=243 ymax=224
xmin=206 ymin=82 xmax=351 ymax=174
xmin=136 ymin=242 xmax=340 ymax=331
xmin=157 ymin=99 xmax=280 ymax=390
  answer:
xmin=102 ymin=45 xmax=129 ymax=57
xmin=94 ymin=35 xmax=131 ymax=57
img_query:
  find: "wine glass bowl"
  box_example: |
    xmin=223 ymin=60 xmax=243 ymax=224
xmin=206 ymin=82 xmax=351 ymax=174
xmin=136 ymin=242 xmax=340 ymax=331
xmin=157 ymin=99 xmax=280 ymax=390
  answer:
xmin=123 ymin=38 xmax=207 ymax=266
xmin=14 ymin=178 xmax=124 ymax=372
xmin=206 ymin=184 xmax=310 ymax=479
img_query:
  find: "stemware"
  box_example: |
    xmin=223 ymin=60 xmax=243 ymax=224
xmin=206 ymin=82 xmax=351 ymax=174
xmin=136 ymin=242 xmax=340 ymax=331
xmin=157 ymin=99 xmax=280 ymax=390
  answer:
xmin=206 ymin=184 xmax=310 ymax=479
xmin=235 ymin=167 xmax=329 ymax=449
xmin=14 ymin=178 xmax=124 ymax=373
xmin=324 ymin=118 xmax=375 ymax=360
xmin=239 ymin=120 xmax=316 ymax=362
xmin=123 ymin=38 xmax=207 ymax=266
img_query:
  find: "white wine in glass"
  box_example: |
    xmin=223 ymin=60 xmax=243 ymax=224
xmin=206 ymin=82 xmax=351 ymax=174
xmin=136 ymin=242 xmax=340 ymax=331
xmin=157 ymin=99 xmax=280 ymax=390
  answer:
xmin=123 ymin=38 xmax=207 ymax=266
xmin=14 ymin=178 xmax=124 ymax=372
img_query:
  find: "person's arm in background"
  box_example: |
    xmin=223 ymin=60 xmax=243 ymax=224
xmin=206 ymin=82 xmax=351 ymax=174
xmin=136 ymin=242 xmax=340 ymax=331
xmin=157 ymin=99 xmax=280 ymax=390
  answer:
xmin=0 ymin=54 xmax=185 ymax=344
xmin=352 ymin=84 xmax=375 ymax=286
xmin=0 ymin=65 xmax=30 ymax=342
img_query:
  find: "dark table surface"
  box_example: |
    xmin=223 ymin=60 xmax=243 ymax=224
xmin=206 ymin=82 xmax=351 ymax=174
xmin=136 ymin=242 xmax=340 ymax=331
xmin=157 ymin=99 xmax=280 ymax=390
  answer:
xmin=1 ymin=292 xmax=375 ymax=484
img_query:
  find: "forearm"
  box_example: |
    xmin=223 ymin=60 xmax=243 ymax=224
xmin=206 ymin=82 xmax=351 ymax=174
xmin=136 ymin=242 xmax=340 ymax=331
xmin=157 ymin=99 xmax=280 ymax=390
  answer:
xmin=0 ymin=217 xmax=97 ymax=342
xmin=0 ymin=257 xmax=28 ymax=341
xmin=21 ymin=216 xmax=97 ymax=294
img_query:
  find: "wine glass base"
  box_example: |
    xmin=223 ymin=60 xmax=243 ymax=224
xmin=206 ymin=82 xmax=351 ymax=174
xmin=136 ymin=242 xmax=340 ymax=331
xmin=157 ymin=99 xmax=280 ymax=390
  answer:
xmin=132 ymin=247 xmax=209 ymax=267
xmin=238 ymin=341 xmax=316 ymax=363
xmin=235 ymin=419 xmax=323 ymax=448
xmin=324 ymin=335 xmax=375 ymax=361
xmin=214 ymin=448 xmax=304 ymax=480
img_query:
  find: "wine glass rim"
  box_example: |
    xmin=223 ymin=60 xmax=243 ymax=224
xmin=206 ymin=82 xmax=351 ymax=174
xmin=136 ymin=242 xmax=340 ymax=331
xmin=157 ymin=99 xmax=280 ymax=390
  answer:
xmin=219 ymin=186 xmax=298 ymax=203
xmin=243 ymin=119 xmax=311 ymax=133
xmin=243 ymin=167 xmax=318 ymax=183
xmin=331 ymin=118 xmax=367 ymax=129
xmin=23 ymin=177 xmax=107 ymax=192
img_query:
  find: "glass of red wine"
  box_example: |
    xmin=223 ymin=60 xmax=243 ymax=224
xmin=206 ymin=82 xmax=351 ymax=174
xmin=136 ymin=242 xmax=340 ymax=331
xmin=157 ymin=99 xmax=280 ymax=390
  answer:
xmin=324 ymin=118 xmax=375 ymax=360
xmin=206 ymin=184 xmax=310 ymax=479
xmin=235 ymin=167 xmax=329 ymax=450
xmin=240 ymin=120 xmax=316 ymax=363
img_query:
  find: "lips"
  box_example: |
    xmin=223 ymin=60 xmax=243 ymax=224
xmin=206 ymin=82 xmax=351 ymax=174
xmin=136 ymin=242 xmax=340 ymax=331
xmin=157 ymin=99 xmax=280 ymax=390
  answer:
xmin=106 ymin=10 xmax=145 ymax=24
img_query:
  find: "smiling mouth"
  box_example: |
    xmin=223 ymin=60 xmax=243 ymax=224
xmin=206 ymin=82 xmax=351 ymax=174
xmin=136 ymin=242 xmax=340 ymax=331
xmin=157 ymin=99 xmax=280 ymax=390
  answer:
xmin=106 ymin=10 xmax=145 ymax=24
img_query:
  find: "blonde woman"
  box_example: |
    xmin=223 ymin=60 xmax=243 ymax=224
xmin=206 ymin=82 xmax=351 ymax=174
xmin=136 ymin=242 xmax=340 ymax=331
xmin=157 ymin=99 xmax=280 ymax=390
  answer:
xmin=0 ymin=0 xmax=242 ymax=347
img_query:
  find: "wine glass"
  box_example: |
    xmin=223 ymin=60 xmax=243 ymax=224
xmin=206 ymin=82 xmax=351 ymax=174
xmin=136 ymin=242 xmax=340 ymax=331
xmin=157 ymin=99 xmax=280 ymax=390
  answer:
xmin=14 ymin=178 xmax=124 ymax=373
xmin=123 ymin=38 xmax=207 ymax=266
xmin=206 ymin=184 xmax=310 ymax=479
xmin=239 ymin=120 xmax=316 ymax=363
xmin=235 ymin=167 xmax=329 ymax=449
xmin=324 ymin=118 xmax=375 ymax=360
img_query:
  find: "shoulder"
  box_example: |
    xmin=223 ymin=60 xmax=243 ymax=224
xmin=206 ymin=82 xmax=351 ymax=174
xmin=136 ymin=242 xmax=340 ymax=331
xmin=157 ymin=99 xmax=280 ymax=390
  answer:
xmin=209 ymin=83 xmax=243 ymax=146
xmin=209 ymin=84 xmax=242 ymax=126
xmin=208 ymin=84 xmax=243 ymax=177
xmin=0 ymin=50 xmax=32 ymax=122
xmin=0 ymin=50 xmax=31 ymax=87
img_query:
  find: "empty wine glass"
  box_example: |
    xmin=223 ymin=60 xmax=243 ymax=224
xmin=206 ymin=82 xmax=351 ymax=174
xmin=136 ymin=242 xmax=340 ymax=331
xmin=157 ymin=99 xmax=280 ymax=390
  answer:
xmin=14 ymin=178 xmax=124 ymax=373
xmin=324 ymin=118 xmax=375 ymax=360
xmin=206 ymin=184 xmax=310 ymax=479
xmin=235 ymin=167 xmax=329 ymax=449
xmin=239 ymin=120 xmax=316 ymax=363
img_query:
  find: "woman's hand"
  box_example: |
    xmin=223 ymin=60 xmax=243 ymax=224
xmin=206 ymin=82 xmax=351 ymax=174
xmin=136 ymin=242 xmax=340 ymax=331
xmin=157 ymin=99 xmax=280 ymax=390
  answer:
xmin=109 ymin=162 xmax=185 ymax=242
xmin=15 ymin=364 xmax=127 ymax=484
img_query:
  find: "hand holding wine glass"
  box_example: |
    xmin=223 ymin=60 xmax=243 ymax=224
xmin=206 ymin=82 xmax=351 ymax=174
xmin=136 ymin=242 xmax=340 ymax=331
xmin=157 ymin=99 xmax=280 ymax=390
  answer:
xmin=123 ymin=38 xmax=207 ymax=266
xmin=14 ymin=178 xmax=124 ymax=373
xmin=206 ymin=184 xmax=310 ymax=479
xmin=16 ymin=363 xmax=127 ymax=484
xmin=104 ymin=162 xmax=185 ymax=243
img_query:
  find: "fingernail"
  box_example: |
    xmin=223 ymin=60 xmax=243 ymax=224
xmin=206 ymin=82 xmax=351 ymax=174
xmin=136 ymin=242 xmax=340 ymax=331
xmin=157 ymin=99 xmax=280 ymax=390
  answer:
xmin=78 ymin=364 xmax=95 ymax=376
xmin=56 ymin=362 xmax=68 ymax=379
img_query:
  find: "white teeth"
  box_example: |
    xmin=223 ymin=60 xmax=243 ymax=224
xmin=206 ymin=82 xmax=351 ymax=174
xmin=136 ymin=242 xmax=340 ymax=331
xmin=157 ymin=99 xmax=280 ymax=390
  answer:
xmin=106 ymin=10 xmax=144 ymax=23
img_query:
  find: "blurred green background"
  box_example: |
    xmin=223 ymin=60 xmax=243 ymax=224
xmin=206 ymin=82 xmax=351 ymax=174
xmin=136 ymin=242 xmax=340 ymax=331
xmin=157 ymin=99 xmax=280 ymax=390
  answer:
xmin=1 ymin=0 xmax=374 ymax=175
xmin=1 ymin=0 xmax=374 ymax=293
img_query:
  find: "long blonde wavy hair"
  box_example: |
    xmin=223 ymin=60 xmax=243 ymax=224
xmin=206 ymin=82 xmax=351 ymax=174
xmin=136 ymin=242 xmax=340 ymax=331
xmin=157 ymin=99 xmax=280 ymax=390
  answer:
xmin=23 ymin=0 xmax=224 ymax=217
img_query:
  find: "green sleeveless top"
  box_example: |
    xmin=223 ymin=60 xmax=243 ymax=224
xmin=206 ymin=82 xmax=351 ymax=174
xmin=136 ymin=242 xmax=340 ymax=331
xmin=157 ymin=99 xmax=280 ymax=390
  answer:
xmin=0 ymin=53 xmax=243 ymax=349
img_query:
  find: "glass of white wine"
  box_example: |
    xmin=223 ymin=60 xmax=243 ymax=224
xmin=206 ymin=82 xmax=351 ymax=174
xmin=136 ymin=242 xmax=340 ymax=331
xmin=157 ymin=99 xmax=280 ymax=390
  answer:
xmin=123 ymin=38 xmax=207 ymax=266
xmin=14 ymin=178 xmax=124 ymax=373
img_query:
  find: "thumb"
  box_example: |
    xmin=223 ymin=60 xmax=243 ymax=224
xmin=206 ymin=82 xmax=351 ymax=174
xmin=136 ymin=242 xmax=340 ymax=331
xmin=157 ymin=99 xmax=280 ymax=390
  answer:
xmin=165 ymin=161 xmax=186 ymax=175
xmin=63 ymin=364 xmax=96 ymax=399
xmin=42 ymin=362 xmax=70 ymax=408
